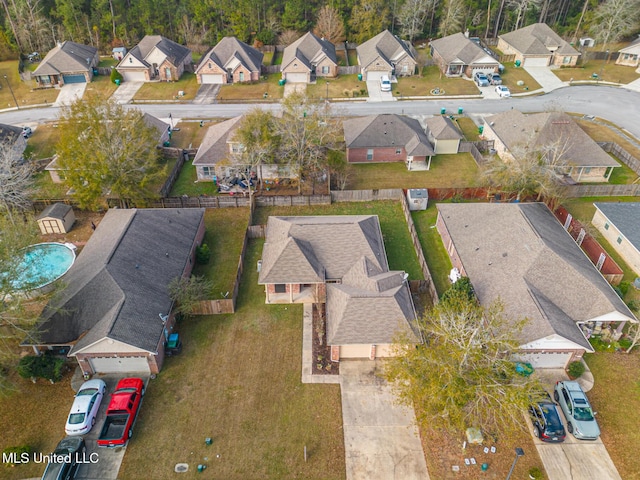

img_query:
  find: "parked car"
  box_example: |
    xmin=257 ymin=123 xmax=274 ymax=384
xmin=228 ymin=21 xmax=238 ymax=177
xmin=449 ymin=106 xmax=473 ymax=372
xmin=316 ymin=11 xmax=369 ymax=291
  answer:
xmin=97 ymin=377 xmax=145 ymax=447
xmin=554 ymin=381 xmax=600 ymax=440
xmin=473 ymin=72 xmax=490 ymax=87
xmin=380 ymin=75 xmax=392 ymax=92
xmin=495 ymin=85 xmax=511 ymax=98
xmin=65 ymin=379 xmax=106 ymax=436
xmin=490 ymin=73 xmax=502 ymax=85
xmin=22 ymin=126 xmax=33 ymax=138
xmin=529 ymin=393 xmax=566 ymax=443
xmin=41 ymin=436 xmax=85 ymax=480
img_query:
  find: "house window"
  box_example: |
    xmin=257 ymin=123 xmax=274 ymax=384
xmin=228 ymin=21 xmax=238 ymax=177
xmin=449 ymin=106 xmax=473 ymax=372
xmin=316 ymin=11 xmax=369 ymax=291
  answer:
xmin=563 ymin=56 xmax=571 ymax=64
xmin=617 ymin=236 xmax=623 ymax=244
xmin=274 ymin=284 xmax=286 ymax=293
xmin=208 ymin=62 xmax=212 ymax=69
xmin=396 ymin=148 xmax=402 ymax=154
xmin=321 ymin=66 xmax=329 ymax=74
xmin=402 ymin=65 xmax=408 ymax=72
xmin=604 ymin=222 xmax=609 ymax=230
xmin=129 ymin=57 xmax=132 ymax=63
xmin=202 ymin=166 xmax=213 ymax=178
xmin=366 ymin=149 xmax=373 ymax=161
xmin=584 ymin=167 xmax=592 ymax=174
xmin=239 ymin=71 xmax=244 ymax=81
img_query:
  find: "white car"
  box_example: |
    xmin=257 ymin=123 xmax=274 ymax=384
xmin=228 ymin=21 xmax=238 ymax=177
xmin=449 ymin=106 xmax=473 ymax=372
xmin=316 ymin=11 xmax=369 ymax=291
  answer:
xmin=380 ymin=75 xmax=391 ymax=92
xmin=495 ymin=85 xmax=511 ymax=97
xmin=65 ymin=379 xmax=106 ymax=436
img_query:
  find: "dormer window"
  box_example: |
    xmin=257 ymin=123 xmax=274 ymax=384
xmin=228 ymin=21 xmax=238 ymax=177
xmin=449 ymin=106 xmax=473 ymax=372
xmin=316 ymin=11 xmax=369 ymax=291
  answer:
xmin=129 ymin=57 xmax=132 ymax=63
xmin=208 ymin=62 xmax=212 ymax=69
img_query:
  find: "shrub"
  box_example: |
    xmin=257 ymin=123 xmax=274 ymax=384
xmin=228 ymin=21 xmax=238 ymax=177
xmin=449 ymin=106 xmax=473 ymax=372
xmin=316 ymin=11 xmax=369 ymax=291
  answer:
xmin=196 ymin=243 xmax=211 ymax=265
xmin=619 ymin=281 xmax=630 ymax=296
xmin=2 ymin=445 xmax=31 ymax=466
xmin=619 ymin=336 xmax=633 ymax=349
xmin=110 ymin=68 xmax=123 ymax=84
xmin=528 ymin=466 xmax=543 ymax=480
xmin=567 ymin=361 xmax=585 ymax=379
xmin=627 ymin=300 xmax=639 ymax=312
xmin=17 ymin=355 xmax=65 ymax=382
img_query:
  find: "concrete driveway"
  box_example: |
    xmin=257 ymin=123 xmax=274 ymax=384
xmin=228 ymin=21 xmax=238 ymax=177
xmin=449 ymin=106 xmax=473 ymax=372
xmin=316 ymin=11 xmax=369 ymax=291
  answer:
xmin=192 ymin=84 xmax=220 ymax=104
xmin=283 ymin=82 xmax=306 ymax=97
xmin=523 ymin=66 xmax=567 ymax=92
xmin=366 ymin=80 xmax=395 ymax=102
xmin=52 ymin=83 xmax=87 ymax=107
xmin=340 ymin=360 xmax=429 ymax=480
xmin=110 ymin=81 xmax=144 ymax=104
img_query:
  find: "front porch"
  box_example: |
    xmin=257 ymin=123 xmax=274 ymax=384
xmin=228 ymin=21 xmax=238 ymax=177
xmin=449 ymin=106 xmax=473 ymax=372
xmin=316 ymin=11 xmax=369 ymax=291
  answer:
xmin=265 ymin=283 xmax=325 ymax=304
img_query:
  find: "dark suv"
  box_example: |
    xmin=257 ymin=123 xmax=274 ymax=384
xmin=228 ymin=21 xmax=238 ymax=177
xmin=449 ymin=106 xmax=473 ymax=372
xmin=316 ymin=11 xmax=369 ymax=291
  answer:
xmin=529 ymin=394 xmax=566 ymax=443
xmin=41 ymin=437 xmax=85 ymax=480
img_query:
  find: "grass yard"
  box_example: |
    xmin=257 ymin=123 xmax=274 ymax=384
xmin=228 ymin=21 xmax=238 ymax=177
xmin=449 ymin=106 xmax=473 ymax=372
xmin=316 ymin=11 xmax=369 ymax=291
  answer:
xmin=272 ymin=51 xmax=283 ymax=65
xmin=336 ymin=50 xmax=347 ymax=66
xmin=83 ymin=73 xmax=118 ymax=101
xmin=411 ymin=204 xmax=452 ymax=296
xmin=169 ymin=159 xmax=219 ymax=197
xmin=455 ymin=116 xmax=481 ymax=141
xmin=192 ymin=207 xmax=250 ymax=299
xmin=347 ymin=49 xmax=358 ymax=67
xmin=306 ymin=75 xmax=367 ymax=99
xmin=584 ymin=352 xmax=640 ymax=480
xmin=605 ymin=160 xmax=639 ymax=184
xmin=346 ymin=154 xmax=479 ymax=190
xmin=118 ymin=239 xmax=346 ymax=480
xmin=575 ymin=117 xmax=640 ymax=161
xmin=134 ymin=73 xmax=199 ymax=101
xmin=499 ymin=63 xmax=542 ymax=92
xmin=25 ymin=123 xmax=59 ymax=159
xmin=169 ymin=120 xmax=213 ymax=149
xmin=218 ymin=74 xmax=283 ymax=101
xmin=253 ymin=201 xmax=424 ymax=280
xmin=554 ymin=60 xmax=640 ymax=84
xmin=32 ymin=171 xmax=68 ymax=199
xmin=0 ymin=60 xmax=58 ymax=107
xmin=394 ymin=66 xmax=480 ymax=97
xmin=97 ymin=57 xmax=118 ymax=68
xmin=262 ymin=51 xmax=274 ymax=65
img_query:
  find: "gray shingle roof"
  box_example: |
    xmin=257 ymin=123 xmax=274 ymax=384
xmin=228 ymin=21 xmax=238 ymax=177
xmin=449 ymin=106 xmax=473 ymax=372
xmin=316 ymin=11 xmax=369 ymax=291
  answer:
xmin=356 ymin=30 xmax=416 ymax=70
xmin=0 ymin=123 xmax=23 ymax=144
xmin=425 ymin=116 xmax=463 ymax=140
xmin=33 ymin=41 xmax=97 ymax=76
xmin=127 ymin=35 xmax=191 ymax=67
xmin=142 ymin=113 xmax=170 ymax=143
xmin=436 ymin=202 xmax=636 ymax=349
xmin=37 ymin=203 xmax=72 ymax=221
xmin=619 ymin=37 xmax=640 ymax=54
xmin=430 ymin=33 xmax=499 ymax=66
xmin=594 ymin=202 xmax=640 ymax=251
xmin=499 ymin=23 xmax=579 ymax=57
xmin=343 ymin=114 xmax=435 ymax=156
xmin=197 ymin=37 xmax=263 ymax=74
xmin=484 ymin=110 xmax=619 ymax=167
xmin=282 ymin=32 xmax=337 ymax=71
xmin=192 ymin=116 xmax=242 ymax=166
xmin=29 ymin=208 xmax=204 ymax=353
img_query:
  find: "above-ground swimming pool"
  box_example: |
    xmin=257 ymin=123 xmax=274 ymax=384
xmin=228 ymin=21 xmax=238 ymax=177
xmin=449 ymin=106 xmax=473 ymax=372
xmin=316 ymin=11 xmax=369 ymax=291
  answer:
xmin=11 ymin=242 xmax=76 ymax=291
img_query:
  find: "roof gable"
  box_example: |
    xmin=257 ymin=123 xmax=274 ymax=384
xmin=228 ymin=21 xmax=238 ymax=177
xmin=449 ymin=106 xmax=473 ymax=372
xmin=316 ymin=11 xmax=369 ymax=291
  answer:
xmin=197 ymin=36 xmax=263 ymax=74
xmin=124 ymin=35 xmax=191 ymax=68
xmin=282 ymin=32 xmax=337 ymax=71
xmin=192 ymin=116 xmax=243 ymax=166
xmin=357 ymin=30 xmax=416 ymax=70
xmin=33 ymin=41 xmax=97 ymax=76
xmin=430 ymin=33 xmax=499 ymax=66
xmin=343 ymin=114 xmax=435 ymax=155
xmin=499 ymin=23 xmax=580 ymax=57
xmin=425 ymin=116 xmax=463 ymax=140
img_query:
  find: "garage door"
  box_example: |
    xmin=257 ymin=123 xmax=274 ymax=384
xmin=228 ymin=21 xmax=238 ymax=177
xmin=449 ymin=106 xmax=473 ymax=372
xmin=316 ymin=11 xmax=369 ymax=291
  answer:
xmin=364 ymin=71 xmax=390 ymax=81
xmin=89 ymin=356 xmax=150 ymax=374
xmin=516 ymin=352 xmax=573 ymax=369
xmin=62 ymin=74 xmax=86 ymax=84
xmin=285 ymin=72 xmax=308 ymax=83
xmin=122 ymin=71 xmax=147 ymax=82
xmin=201 ymin=74 xmax=224 ymax=84
xmin=524 ymin=56 xmax=550 ymax=67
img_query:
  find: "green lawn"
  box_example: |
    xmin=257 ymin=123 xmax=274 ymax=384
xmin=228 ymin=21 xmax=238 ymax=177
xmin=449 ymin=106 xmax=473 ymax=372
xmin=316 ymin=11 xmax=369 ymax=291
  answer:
xmin=336 ymin=50 xmax=347 ymax=66
xmin=83 ymin=73 xmax=118 ymax=101
xmin=576 ymin=117 xmax=640 ymax=162
xmin=346 ymin=154 xmax=479 ymax=190
xmin=411 ymin=204 xmax=452 ymax=296
xmin=253 ymin=201 xmax=424 ymax=280
xmin=98 ymin=57 xmax=118 ymax=68
xmin=306 ymin=75 xmax=367 ymax=99
xmin=347 ymin=50 xmax=358 ymax=67
xmin=218 ymin=74 xmax=283 ymax=101
xmin=25 ymin=123 xmax=58 ymax=160
xmin=394 ymin=66 xmax=481 ymax=97
xmin=0 ymin=60 xmax=58 ymax=107
xmin=169 ymin=159 xmax=219 ymax=197
xmin=134 ymin=73 xmax=199 ymax=101
xmin=272 ymin=51 xmax=283 ymax=65
xmin=262 ymin=51 xmax=274 ymax=65
xmin=169 ymin=121 xmax=212 ymax=149
xmin=606 ymin=159 xmax=639 ymax=184
xmin=554 ymin=60 xmax=640 ymax=84
xmin=32 ymin=171 xmax=68 ymax=199
xmin=500 ymin=62 xmax=542 ymax=92
xmin=455 ymin=116 xmax=481 ymax=141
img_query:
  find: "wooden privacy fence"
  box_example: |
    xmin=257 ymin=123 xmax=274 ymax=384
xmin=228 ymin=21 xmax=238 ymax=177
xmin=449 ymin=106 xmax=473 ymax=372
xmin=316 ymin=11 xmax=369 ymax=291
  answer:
xmin=254 ymin=194 xmax=330 ymax=206
xmin=331 ymin=189 xmax=402 ymax=202
xmin=149 ymin=196 xmax=251 ymax=208
xmin=338 ymin=66 xmax=360 ymax=75
xmin=247 ymin=225 xmax=266 ymax=238
xmin=599 ymin=142 xmax=640 ymax=175
xmin=262 ymin=65 xmax=281 ymax=74
xmin=563 ymin=184 xmax=640 ymax=197
xmin=459 ymin=141 xmax=487 ymax=166
xmin=192 ymin=299 xmax=234 ymax=314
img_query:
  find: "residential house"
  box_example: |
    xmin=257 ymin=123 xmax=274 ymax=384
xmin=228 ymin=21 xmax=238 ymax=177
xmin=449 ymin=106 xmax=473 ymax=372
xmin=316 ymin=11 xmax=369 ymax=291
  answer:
xmin=497 ymin=23 xmax=580 ymax=67
xmin=616 ymin=37 xmax=640 ymax=69
xmin=32 ymin=41 xmax=99 ymax=86
xmin=436 ymin=202 xmax=637 ymax=368
xmin=343 ymin=114 xmax=435 ymax=170
xmin=425 ymin=116 xmax=463 ymax=154
xmin=258 ymin=215 xmax=420 ymax=361
xmin=430 ymin=32 xmax=499 ymax=77
xmin=0 ymin=123 xmax=26 ymax=157
xmin=196 ymin=37 xmax=263 ymax=84
xmin=24 ymin=208 xmax=206 ymax=375
xmin=116 ymin=35 xmax=192 ymax=82
xmin=482 ymin=110 xmax=619 ymax=182
xmin=37 ymin=203 xmax=75 ymax=234
xmin=281 ymin=32 xmax=337 ymax=83
xmin=592 ymin=203 xmax=640 ymax=276
xmin=192 ymin=116 xmax=243 ymax=181
xmin=356 ymin=30 xmax=418 ymax=81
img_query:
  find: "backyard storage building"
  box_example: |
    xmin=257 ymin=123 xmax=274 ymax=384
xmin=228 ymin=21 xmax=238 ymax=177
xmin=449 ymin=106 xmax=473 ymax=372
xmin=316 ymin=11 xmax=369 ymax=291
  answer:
xmin=37 ymin=203 xmax=75 ymax=234
xmin=407 ymin=189 xmax=428 ymax=211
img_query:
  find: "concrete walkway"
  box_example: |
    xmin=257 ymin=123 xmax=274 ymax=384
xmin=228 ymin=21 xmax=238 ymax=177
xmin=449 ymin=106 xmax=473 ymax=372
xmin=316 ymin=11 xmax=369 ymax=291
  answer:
xmin=523 ymin=66 xmax=568 ymax=92
xmin=110 ymin=81 xmax=144 ymax=104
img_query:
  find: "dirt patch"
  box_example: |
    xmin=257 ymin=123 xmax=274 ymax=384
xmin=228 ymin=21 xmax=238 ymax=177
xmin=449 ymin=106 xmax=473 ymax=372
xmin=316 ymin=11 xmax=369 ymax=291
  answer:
xmin=312 ymin=303 xmax=338 ymax=375
xmin=37 ymin=210 xmax=104 ymax=253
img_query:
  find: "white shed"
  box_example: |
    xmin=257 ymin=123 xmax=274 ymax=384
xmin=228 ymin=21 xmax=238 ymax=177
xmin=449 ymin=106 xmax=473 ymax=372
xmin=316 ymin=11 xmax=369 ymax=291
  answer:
xmin=407 ymin=189 xmax=428 ymax=211
xmin=37 ymin=203 xmax=75 ymax=234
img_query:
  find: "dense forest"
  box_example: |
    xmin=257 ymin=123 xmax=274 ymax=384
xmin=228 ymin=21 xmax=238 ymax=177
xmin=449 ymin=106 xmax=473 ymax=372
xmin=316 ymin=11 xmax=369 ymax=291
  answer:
xmin=0 ymin=0 xmax=638 ymax=58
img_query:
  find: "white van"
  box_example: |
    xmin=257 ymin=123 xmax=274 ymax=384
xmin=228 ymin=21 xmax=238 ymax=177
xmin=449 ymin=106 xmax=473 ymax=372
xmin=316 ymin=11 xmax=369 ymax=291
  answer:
xmin=380 ymin=75 xmax=391 ymax=92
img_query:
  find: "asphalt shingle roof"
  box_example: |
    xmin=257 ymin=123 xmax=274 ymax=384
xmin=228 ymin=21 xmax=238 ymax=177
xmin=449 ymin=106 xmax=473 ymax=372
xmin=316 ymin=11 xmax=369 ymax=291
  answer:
xmin=430 ymin=33 xmax=499 ymax=66
xmin=127 ymin=35 xmax=191 ymax=67
xmin=33 ymin=41 xmax=97 ymax=76
xmin=425 ymin=116 xmax=463 ymax=140
xmin=37 ymin=203 xmax=72 ymax=221
xmin=198 ymin=37 xmax=263 ymax=74
xmin=282 ymin=32 xmax=337 ymax=71
xmin=499 ymin=23 xmax=579 ymax=57
xmin=356 ymin=30 xmax=416 ymax=70
xmin=192 ymin=116 xmax=242 ymax=166
xmin=594 ymin=202 xmax=640 ymax=251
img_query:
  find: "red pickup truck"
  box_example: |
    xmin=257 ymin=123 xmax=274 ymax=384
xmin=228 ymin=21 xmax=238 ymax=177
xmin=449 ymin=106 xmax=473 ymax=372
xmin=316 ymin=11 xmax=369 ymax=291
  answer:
xmin=97 ymin=377 xmax=145 ymax=448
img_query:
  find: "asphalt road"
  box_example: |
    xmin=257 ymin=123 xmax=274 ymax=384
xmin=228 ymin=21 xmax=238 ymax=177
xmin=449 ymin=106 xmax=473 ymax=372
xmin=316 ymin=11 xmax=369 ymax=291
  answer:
xmin=2 ymin=85 xmax=640 ymax=140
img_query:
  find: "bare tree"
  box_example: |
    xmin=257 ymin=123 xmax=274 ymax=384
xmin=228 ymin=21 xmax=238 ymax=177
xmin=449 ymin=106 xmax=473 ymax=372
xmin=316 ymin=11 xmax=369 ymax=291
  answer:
xmin=438 ymin=0 xmax=466 ymax=37
xmin=0 ymin=139 xmax=33 ymax=224
xmin=589 ymin=0 xmax=640 ymax=50
xmin=397 ymin=0 xmax=434 ymax=42
xmin=507 ymin=0 xmax=543 ymax=31
xmin=278 ymin=29 xmax=301 ymax=46
xmin=313 ymin=5 xmax=345 ymax=44
xmin=168 ymin=275 xmax=214 ymax=318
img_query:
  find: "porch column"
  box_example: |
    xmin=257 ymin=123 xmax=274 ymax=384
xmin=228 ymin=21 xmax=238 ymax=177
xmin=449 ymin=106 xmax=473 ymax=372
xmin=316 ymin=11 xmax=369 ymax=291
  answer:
xmin=427 ymin=155 xmax=432 ymax=170
xmin=289 ymin=284 xmax=293 ymax=303
xmin=265 ymin=287 xmax=270 ymax=304
xmin=576 ymin=167 xmax=584 ymax=182
xmin=615 ymin=321 xmax=626 ymax=334
xmin=605 ymin=167 xmax=613 ymax=181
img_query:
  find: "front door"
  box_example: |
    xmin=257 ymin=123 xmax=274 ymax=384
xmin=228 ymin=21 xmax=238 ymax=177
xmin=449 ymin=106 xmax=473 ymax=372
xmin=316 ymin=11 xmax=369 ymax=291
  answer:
xmin=165 ymin=68 xmax=172 ymax=81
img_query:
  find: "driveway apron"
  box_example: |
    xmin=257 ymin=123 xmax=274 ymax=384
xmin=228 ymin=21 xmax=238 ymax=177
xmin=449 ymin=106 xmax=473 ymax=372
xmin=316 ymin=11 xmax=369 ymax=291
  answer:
xmin=523 ymin=66 xmax=567 ymax=93
xmin=52 ymin=83 xmax=87 ymax=107
xmin=192 ymin=84 xmax=220 ymax=104
xmin=109 ymin=81 xmax=144 ymax=104
xmin=340 ymin=360 xmax=430 ymax=480
xmin=283 ymin=82 xmax=306 ymax=97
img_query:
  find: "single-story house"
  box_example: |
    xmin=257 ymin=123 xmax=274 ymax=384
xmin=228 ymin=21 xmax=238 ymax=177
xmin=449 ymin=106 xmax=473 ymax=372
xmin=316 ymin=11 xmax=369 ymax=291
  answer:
xmin=116 ymin=35 xmax=192 ymax=82
xmin=425 ymin=116 xmax=463 ymax=154
xmin=192 ymin=116 xmax=243 ymax=181
xmin=258 ymin=215 xmax=420 ymax=361
xmin=0 ymin=123 xmax=27 ymax=157
xmin=436 ymin=202 xmax=637 ymax=368
xmin=24 ymin=208 xmax=206 ymax=375
xmin=356 ymin=30 xmax=418 ymax=81
xmin=196 ymin=36 xmax=263 ymax=84
xmin=281 ymin=32 xmax=337 ymax=83
xmin=592 ymin=202 xmax=640 ymax=276
xmin=482 ymin=110 xmax=620 ymax=182
xmin=430 ymin=32 xmax=499 ymax=77
xmin=32 ymin=41 xmax=99 ymax=87
xmin=343 ymin=114 xmax=435 ymax=170
xmin=616 ymin=37 xmax=640 ymax=69
xmin=497 ymin=23 xmax=580 ymax=67
xmin=37 ymin=203 xmax=76 ymax=234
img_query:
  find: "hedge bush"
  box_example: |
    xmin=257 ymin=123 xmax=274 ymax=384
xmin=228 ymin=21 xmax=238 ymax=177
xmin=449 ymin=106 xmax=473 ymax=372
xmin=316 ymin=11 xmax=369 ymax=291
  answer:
xmin=196 ymin=244 xmax=211 ymax=265
xmin=17 ymin=355 xmax=65 ymax=382
xmin=567 ymin=361 xmax=585 ymax=379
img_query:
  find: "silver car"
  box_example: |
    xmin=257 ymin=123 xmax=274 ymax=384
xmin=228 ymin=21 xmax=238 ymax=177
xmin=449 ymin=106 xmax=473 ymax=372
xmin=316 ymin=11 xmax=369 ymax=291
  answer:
xmin=554 ymin=380 xmax=600 ymax=440
xmin=65 ymin=379 xmax=107 ymax=435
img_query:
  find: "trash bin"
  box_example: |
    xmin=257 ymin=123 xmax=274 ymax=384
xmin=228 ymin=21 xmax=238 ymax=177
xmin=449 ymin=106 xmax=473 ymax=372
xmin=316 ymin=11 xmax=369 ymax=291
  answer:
xmin=478 ymin=125 xmax=484 ymax=134
xmin=357 ymin=73 xmax=362 ymax=81
xmin=93 ymin=68 xmax=98 ymax=75
xmin=440 ymin=107 xmax=446 ymax=115
xmin=515 ymin=59 xmax=521 ymax=67
xmin=115 ymin=79 xmax=121 ymax=86
xmin=458 ymin=107 xmax=463 ymax=114
xmin=278 ymin=79 xmax=286 ymax=86
xmin=163 ymin=141 xmax=170 ymax=147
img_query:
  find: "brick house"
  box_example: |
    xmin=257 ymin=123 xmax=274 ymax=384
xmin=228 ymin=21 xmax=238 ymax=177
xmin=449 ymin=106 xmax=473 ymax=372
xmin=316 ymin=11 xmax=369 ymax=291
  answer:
xmin=116 ymin=35 xmax=192 ymax=82
xmin=195 ymin=37 xmax=263 ymax=84
xmin=356 ymin=30 xmax=418 ymax=81
xmin=32 ymin=41 xmax=99 ymax=86
xmin=497 ymin=23 xmax=580 ymax=67
xmin=24 ymin=208 xmax=205 ymax=375
xmin=258 ymin=215 xmax=420 ymax=361
xmin=343 ymin=114 xmax=435 ymax=170
xmin=430 ymin=32 xmax=499 ymax=77
xmin=281 ymin=32 xmax=338 ymax=83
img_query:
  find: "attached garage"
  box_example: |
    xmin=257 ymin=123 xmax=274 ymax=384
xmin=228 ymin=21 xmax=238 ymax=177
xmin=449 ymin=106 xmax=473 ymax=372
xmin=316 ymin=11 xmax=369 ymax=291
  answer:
xmin=523 ymin=56 xmax=550 ymax=67
xmin=516 ymin=351 xmax=574 ymax=369
xmin=284 ymin=72 xmax=308 ymax=83
xmin=62 ymin=74 xmax=86 ymax=84
xmin=89 ymin=356 xmax=151 ymax=374
xmin=122 ymin=71 xmax=147 ymax=82
xmin=364 ymin=70 xmax=390 ymax=81
xmin=201 ymin=73 xmax=224 ymax=84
